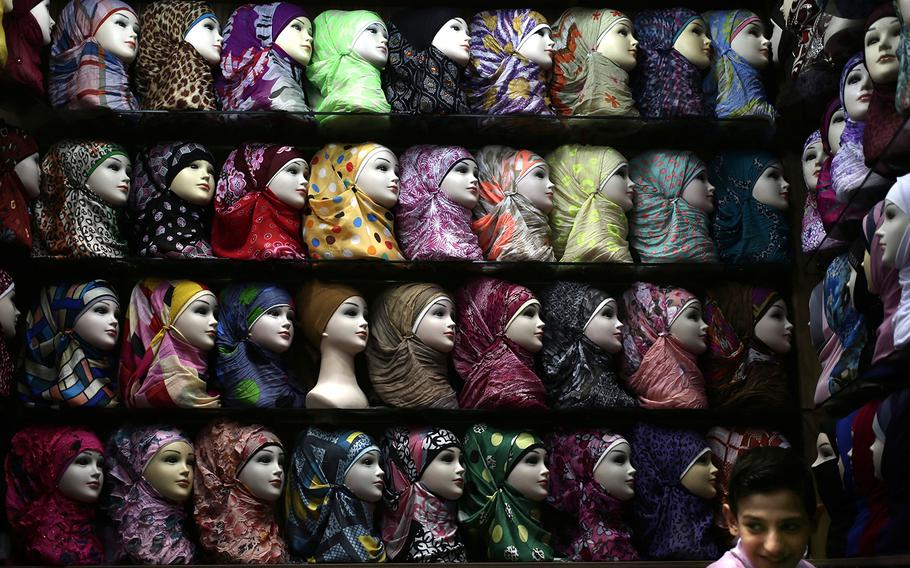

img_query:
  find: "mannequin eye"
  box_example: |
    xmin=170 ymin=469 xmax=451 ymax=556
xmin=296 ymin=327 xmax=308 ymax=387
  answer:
xmin=74 ymin=455 xmax=93 ymax=466
xmin=361 ymin=456 xmax=375 ymax=466
xmin=803 ymin=151 xmax=817 ymax=162
xmin=848 ymin=71 xmax=864 ymax=84
xmin=343 ymin=307 xmax=359 ymax=317
xmin=524 ymin=453 xmax=540 ymax=465
xmin=601 ymin=306 xmax=615 ymax=318
xmin=93 ymin=304 xmax=109 ymax=314
xmin=696 ymin=453 xmax=711 ymax=465
xmin=450 ymin=24 xmax=462 ymax=31
xmin=257 ymin=454 xmax=274 ymax=464
xmin=866 ymin=34 xmax=880 ymax=46
xmin=186 ymin=456 xmax=197 ymax=467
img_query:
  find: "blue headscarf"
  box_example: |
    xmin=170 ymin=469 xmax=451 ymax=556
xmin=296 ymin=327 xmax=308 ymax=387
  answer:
xmin=823 ymin=255 xmax=868 ymax=398
xmin=835 ymin=408 xmax=861 ymax=557
xmin=215 ymin=283 xmax=306 ymax=408
xmin=709 ymin=150 xmax=789 ymax=263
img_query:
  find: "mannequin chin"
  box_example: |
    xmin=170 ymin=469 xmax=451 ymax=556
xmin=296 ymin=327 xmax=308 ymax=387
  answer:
xmin=516 ymin=24 xmax=554 ymax=70
xmin=143 ymin=440 xmax=195 ymax=503
xmin=672 ymin=18 xmax=711 ymax=71
xmin=169 ymin=160 xmax=216 ymax=205
xmin=828 ymin=108 xmax=846 ymax=153
xmin=73 ymin=298 xmax=120 ymax=351
xmin=681 ymin=173 xmax=715 ymax=214
xmin=0 ymin=286 xmax=20 ymax=340
xmin=843 ymin=63 xmax=872 ymax=122
xmin=599 ymin=164 xmax=634 ymax=212
xmin=812 ymin=432 xmax=837 ymax=467
xmin=593 ymin=441 xmax=635 ymax=501
xmin=85 ymin=154 xmax=131 ymax=208
xmin=248 ymin=304 xmax=294 ymax=354
xmin=172 ymin=293 xmax=218 ymax=351
xmin=801 ymin=141 xmax=827 ymax=190
xmin=864 ymin=17 xmax=901 ymax=84
xmin=2 ymin=0 xmax=12 ymax=13
xmin=514 ymin=163 xmax=554 ymax=214
xmin=876 ymin=199 xmax=910 ymax=267
xmin=419 ymin=446 xmax=464 ymax=500
xmin=679 ymin=449 xmax=717 ymax=499
xmin=414 ymin=298 xmax=456 ymax=353
xmin=668 ymin=300 xmax=708 ymax=355
xmin=432 ymin=18 xmax=470 ymax=67
xmin=343 ymin=449 xmax=384 ymax=502
xmin=14 ymin=153 xmax=41 ymax=200
xmin=505 ymin=447 xmax=549 ymax=501
xmin=729 ymin=17 xmax=770 ymax=70
xmin=238 ymin=444 xmax=285 ymax=502
xmin=751 ymin=163 xmax=789 ymax=211
xmin=274 ymin=17 xmax=313 ymax=67
xmin=504 ymin=300 xmax=544 ymax=353
xmin=321 ymin=296 xmax=369 ymax=355
xmin=57 ymin=450 xmax=104 ymax=503
xmin=753 ymin=299 xmax=793 ymax=354
xmin=354 ymin=147 xmax=399 ymax=209
xmin=871 ymin=415 xmax=885 ymax=480
xmin=595 ymin=19 xmax=637 ymax=72
xmin=439 ymin=158 xmax=479 ymax=209
xmin=267 ymin=158 xmax=309 ymax=209
xmin=864 ymin=250 xmax=876 ymax=294
xmin=583 ymin=299 xmax=623 ymax=354
xmin=29 ymin=0 xmax=55 ymax=46
xmin=95 ymin=9 xmax=140 ymax=64
xmin=183 ymin=16 xmax=223 ymax=66
xmin=352 ymin=21 xmax=389 ymax=69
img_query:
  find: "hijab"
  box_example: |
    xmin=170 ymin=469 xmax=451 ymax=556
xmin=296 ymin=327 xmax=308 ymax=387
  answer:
xmin=0 ymin=272 xmax=13 ymax=396
xmin=848 ymin=400 xmax=889 ymax=556
xmin=296 ymin=280 xmax=362 ymax=349
xmin=549 ymin=8 xmax=639 ymax=117
xmin=366 ymin=283 xmax=458 ymax=409
xmin=802 ymin=129 xmax=828 ymax=252
xmin=5 ymin=426 xmax=104 ymax=565
xmin=787 ymin=0 xmax=825 ymax=78
xmin=897 ymin=0 xmax=910 ymax=114
xmin=863 ymin=202 xmax=901 ymax=363
xmin=464 ymin=9 xmax=554 ymax=115
xmin=216 ymin=2 xmax=310 ymax=111
xmin=863 ymin=4 xmax=904 ymax=169
xmin=0 ymin=123 xmax=37 ymax=249
xmin=878 ymin=387 xmax=910 ymax=552
xmin=817 ymin=97 xmax=848 ymax=231
xmin=706 ymin=427 xmax=790 ymax=512
xmin=832 ymin=53 xmax=871 ymax=204
xmin=395 ymin=144 xmax=482 ymax=261
xmin=812 ymin=419 xmax=856 ymax=558
xmin=212 ymin=143 xmax=306 ymax=259
xmin=547 ymin=144 xmax=632 ymax=262
xmin=49 ymin=0 xmax=139 ymax=109
xmin=885 ymin=174 xmax=910 ymax=350
xmin=1 ymin=0 xmax=45 ymax=94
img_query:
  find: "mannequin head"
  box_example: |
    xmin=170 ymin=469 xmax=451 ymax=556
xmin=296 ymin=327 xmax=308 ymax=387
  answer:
xmin=95 ymin=9 xmax=140 ymax=63
xmin=669 ymin=300 xmax=708 ymax=354
xmin=414 ymin=297 xmax=456 ymax=353
xmin=439 ymin=158 xmax=479 ymax=209
xmin=419 ymin=446 xmax=465 ymax=500
xmin=505 ymin=299 xmax=544 ymax=353
xmin=352 ymin=21 xmax=389 ymax=69
xmin=72 ymin=298 xmax=120 ymax=351
xmin=505 ymin=447 xmax=549 ymax=501
xmin=801 ymin=140 xmax=827 ymax=190
xmin=355 ymin=147 xmax=399 ymax=209
xmin=57 ymin=450 xmax=104 ymax=503
xmin=515 ymin=163 xmax=554 ymax=214
xmin=876 ymin=199 xmax=909 ymax=267
xmin=812 ymin=432 xmax=837 ymax=467
xmin=274 ymin=17 xmax=313 ymax=67
xmin=593 ymin=441 xmax=635 ymax=500
xmin=14 ymin=153 xmax=41 ymax=200
xmin=85 ymin=154 xmax=131 ymax=207
xmin=237 ymin=444 xmax=285 ymax=502
xmin=248 ymin=304 xmax=295 ymax=353
xmin=828 ymin=108 xmax=846 ymax=153
xmin=673 ymin=17 xmax=712 ymax=70
xmin=267 ymin=158 xmax=309 ymax=209
xmin=751 ymin=162 xmax=789 ymax=211
xmin=600 ymin=164 xmax=635 ymax=212
xmin=871 ymin=414 xmax=885 ymax=480
xmin=172 ymin=292 xmax=218 ymax=350
xmin=681 ymin=171 xmax=715 ymax=213
xmin=730 ymin=17 xmax=771 ymax=70
xmin=516 ymin=24 xmax=554 ymax=70
xmin=680 ymin=449 xmax=717 ymax=499
xmin=843 ymin=62 xmax=872 ymax=121
xmin=321 ymin=296 xmax=369 ymax=354
xmin=864 ymin=16 xmax=901 ymax=84
xmin=343 ymin=449 xmax=384 ymax=502
xmin=753 ymin=299 xmax=793 ymax=354
xmin=584 ymin=298 xmax=623 ymax=354
xmin=143 ymin=440 xmax=195 ymax=502
xmin=595 ymin=18 xmax=638 ymax=72
xmin=0 ymin=285 xmax=19 ymax=340
xmin=183 ymin=16 xmax=223 ymax=66
xmin=169 ymin=160 xmax=216 ymax=205
xmin=2 ymin=0 xmax=12 ymax=13
xmin=29 ymin=0 xmax=55 ymax=45
xmin=432 ymin=17 xmax=470 ymax=67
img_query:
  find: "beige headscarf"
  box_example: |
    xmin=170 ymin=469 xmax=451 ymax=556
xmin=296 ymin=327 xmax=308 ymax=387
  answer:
xmin=296 ymin=281 xmax=362 ymax=348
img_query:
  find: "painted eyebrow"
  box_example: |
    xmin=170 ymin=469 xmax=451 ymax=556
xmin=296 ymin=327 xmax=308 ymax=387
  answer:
xmin=374 ymin=158 xmax=392 ymax=165
xmin=342 ymin=301 xmax=361 ymax=307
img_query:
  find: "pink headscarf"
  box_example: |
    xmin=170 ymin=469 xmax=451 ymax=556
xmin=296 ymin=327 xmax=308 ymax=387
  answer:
xmin=863 ymin=202 xmax=901 ymax=364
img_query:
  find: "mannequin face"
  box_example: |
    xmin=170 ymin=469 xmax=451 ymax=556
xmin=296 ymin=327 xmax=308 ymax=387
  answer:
xmin=504 ymin=300 xmax=544 ymax=353
xmin=419 ymin=447 xmax=465 ymax=501
xmin=801 ymin=141 xmax=827 ymax=189
xmin=94 ymin=9 xmax=139 ymax=63
xmin=864 ymin=17 xmax=901 ymax=84
xmin=583 ymin=299 xmax=623 ymax=354
xmin=0 ymin=287 xmax=19 ymax=339
xmin=322 ymin=296 xmax=369 ymax=354
xmin=274 ymin=17 xmax=313 ymax=67
xmin=143 ymin=440 xmax=195 ymax=502
xmin=343 ymin=449 xmax=384 ymax=502
xmin=505 ymin=447 xmax=548 ymax=501
xmin=172 ymin=293 xmax=218 ymax=351
xmin=871 ymin=416 xmax=885 ymax=480
xmin=600 ymin=164 xmax=634 ymax=212
xmin=432 ymin=18 xmax=470 ymax=67
xmin=681 ymin=171 xmax=715 ymax=213
xmin=595 ymin=20 xmax=638 ymax=72
xmin=73 ymin=299 xmax=120 ymax=351
xmin=414 ymin=298 xmax=456 ymax=353
xmin=753 ymin=299 xmax=793 ymax=354
xmin=673 ymin=18 xmax=712 ymax=70
xmin=248 ymin=305 xmax=295 ymax=353
xmin=514 ymin=163 xmax=554 ymax=214
xmin=85 ymin=154 xmax=131 ymax=207
xmin=183 ymin=16 xmax=222 ymax=66
xmin=355 ymin=148 xmax=399 ymax=209
xmin=812 ymin=432 xmax=837 ymax=467
xmin=14 ymin=153 xmax=40 ymax=199
xmin=29 ymin=0 xmax=54 ymax=45
xmin=57 ymin=450 xmax=103 ymax=503
xmin=828 ymin=108 xmax=846 ymax=153
xmin=876 ymin=200 xmax=910 ymax=267
xmin=439 ymin=159 xmax=479 ymax=209
xmin=730 ymin=18 xmax=771 ymax=70
xmin=169 ymin=160 xmax=215 ymax=206
xmin=352 ymin=22 xmax=388 ymax=69
xmin=669 ymin=301 xmax=708 ymax=355
xmin=594 ymin=441 xmax=635 ymax=500
xmin=267 ymin=158 xmax=309 ymax=209
xmin=843 ymin=63 xmax=872 ymax=121
xmin=751 ymin=162 xmax=789 ymax=211
xmin=516 ymin=25 xmax=555 ymax=70
xmin=238 ymin=444 xmax=285 ymax=502
xmin=680 ymin=450 xmax=717 ymax=499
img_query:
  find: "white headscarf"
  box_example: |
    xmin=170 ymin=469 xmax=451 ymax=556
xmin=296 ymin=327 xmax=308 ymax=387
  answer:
xmin=885 ymin=173 xmax=910 ymax=349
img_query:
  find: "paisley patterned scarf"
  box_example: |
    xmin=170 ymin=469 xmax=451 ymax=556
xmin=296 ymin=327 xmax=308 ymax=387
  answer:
xmin=0 ymin=123 xmax=38 ymax=249
xmin=801 ymin=128 xmax=828 ymax=253
xmin=831 ymin=53 xmax=870 ymax=205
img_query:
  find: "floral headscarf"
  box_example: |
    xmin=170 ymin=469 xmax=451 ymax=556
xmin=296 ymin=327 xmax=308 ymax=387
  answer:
xmin=49 ymin=0 xmax=139 ymax=109
xmin=863 ymin=4 xmax=904 ymax=171
xmin=194 ymin=419 xmax=286 ymax=563
xmin=801 ymin=129 xmax=827 ymax=253
xmin=0 ymin=124 xmax=38 ymax=249
xmin=215 ymin=283 xmax=306 ymax=408
xmin=464 ymin=9 xmax=554 ymax=115
xmin=285 ymin=427 xmax=386 ymax=563
xmin=304 ymin=143 xmax=404 ymax=260
xmin=471 ymin=145 xmax=555 ymax=261
xmin=549 ymin=8 xmax=639 ymax=117
xmin=1 ymin=0 xmax=45 ymax=94
xmin=118 ymin=278 xmax=221 ymax=408
xmin=706 ymin=427 xmax=790 ymax=513
xmin=216 ymin=3 xmax=310 ymax=111
xmin=212 ymin=143 xmax=307 ymax=260
xmin=547 ymin=144 xmax=632 ymax=262
xmin=380 ymin=427 xmax=465 ymax=562
xmin=629 ymin=150 xmax=718 ymax=263
xmin=0 ymin=272 xmax=13 ymax=395
xmin=105 ymin=425 xmax=195 ymax=564
xmin=460 ymin=424 xmax=552 ymax=561
xmin=396 ymin=145 xmax=482 ymax=261
xmin=32 ymin=140 xmax=129 ymax=258
xmin=863 ymin=202 xmax=901 ymax=364
xmin=5 ymin=426 xmax=104 ymax=565
xmin=453 ymin=277 xmax=548 ymax=409
xmin=21 ymin=281 xmax=119 ymax=407
xmin=831 ymin=53 xmax=870 ymax=204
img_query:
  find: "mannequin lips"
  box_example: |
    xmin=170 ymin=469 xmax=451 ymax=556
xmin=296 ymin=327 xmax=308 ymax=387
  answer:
xmin=86 ymin=480 xmax=101 ymax=489
xmin=372 ymin=479 xmax=385 ymax=489
xmin=205 ymin=330 xmax=216 ymax=337
xmin=176 ymin=478 xmax=191 ymax=488
xmin=197 ymin=182 xmax=210 ymax=190
xmin=269 ymin=478 xmax=282 ymax=487
xmin=625 ymin=478 xmax=634 ymax=486
xmin=278 ymin=330 xmax=291 ymax=340
xmin=858 ymin=92 xmax=872 ymax=103
xmin=106 ymin=327 xmax=117 ymax=337
xmin=356 ymin=330 xmax=368 ymax=339
xmin=879 ymin=54 xmax=896 ymax=63
xmin=453 ymin=477 xmax=464 ymax=486
xmin=537 ymin=478 xmax=548 ymax=487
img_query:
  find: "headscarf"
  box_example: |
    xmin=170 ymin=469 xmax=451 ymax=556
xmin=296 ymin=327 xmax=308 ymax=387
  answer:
xmin=215 ymin=283 xmax=306 ymax=408
xmin=812 ymin=419 xmax=855 ymax=558
xmin=366 ymin=283 xmax=458 ymax=409
xmin=118 ymin=278 xmax=221 ymax=408
xmin=284 ymin=427 xmax=386 ymax=563
xmin=381 ymin=9 xmax=469 ymax=114
xmin=547 ymin=144 xmax=632 ymax=262
xmin=897 ymin=0 xmax=910 ymax=114
xmin=549 ymin=8 xmax=639 ymax=117
xmin=0 ymin=0 xmax=45 ymax=94
xmin=631 ymin=9 xmax=710 ymax=118
xmin=802 ymin=129 xmax=828 ymax=252
xmin=216 ymin=3 xmax=309 ymax=112
xmin=105 ymin=425 xmax=195 ymax=564
xmin=21 ymin=281 xmax=119 ymax=407
xmin=471 ymin=145 xmax=556 ymax=261
xmin=194 ymin=419 xmax=286 ymax=564
xmin=307 ymin=10 xmax=392 ymax=117
xmin=709 ymin=150 xmax=789 ymax=263
xmin=878 ymin=387 xmax=910 ymax=552
xmin=0 ymin=271 xmax=13 ymax=396
xmin=703 ymin=10 xmax=776 ymax=119
xmin=134 ymin=0 xmax=218 ymax=110
xmin=848 ymin=400 xmax=889 ymax=556
xmin=5 ymin=426 xmax=104 ymax=565
xmin=304 ymin=143 xmax=404 ymax=261
xmin=453 ymin=277 xmax=548 ymax=409
xmin=546 ymin=429 xmax=638 ymax=561
xmin=885 ymin=174 xmax=910 ymax=350
xmin=629 ymin=150 xmax=718 ymax=263
xmin=464 ymin=9 xmax=554 ymax=115
xmin=863 ymin=4 xmax=904 ymax=168
xmin=460 ymin=425 xmax=552 ymax=561
xmin=816 ymin=98 xmax=844 ymax=230
xmin=296 ymin=280 xmax=362 ymax=348
xmin=620 ymin=281 xmax=708 ymax=409
xmin=212 ymin=143 xmax=307 ymax=259
xmin=628 ymin=423 xmax=720 ymax=560
xmin=787 ymin=0 xmax=825 ymax=78
xmin=129 ymin=141 xmax=215 ymax=258
xmin=380 ymin=427 xmax=465 ymax=562
xmin=395 ymin=144 xmax=482 ymax=261
xmin=539 ymin=281 xmax=636 ymax=409
xmin=863 ymin=202 xmax=901 ymax=363
xmin=832 ymin=53 xmax=871 ymax=204
xmin=706 ymin=427 xmax=790 ymax=511
xmin=49 ymin=0 xmax=139 ymax=110
xmin=0 ymin=123 xmax=38 ymax=249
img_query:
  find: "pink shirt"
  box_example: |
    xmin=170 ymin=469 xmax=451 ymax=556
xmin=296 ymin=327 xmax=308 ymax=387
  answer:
xmin=708 ymin=541 xmax=816 ymax=568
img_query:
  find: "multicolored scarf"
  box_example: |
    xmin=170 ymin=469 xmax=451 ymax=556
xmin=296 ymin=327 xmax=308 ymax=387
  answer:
xmin=816 ymin=98 xmax=849 ymax=231
xmin=0 ymin=271 xmax=13 ymax=396
xmin=897 ymin=0 xmax=910 ymax=114
xmin=801 ymin=129 xmax=828 ymax=253
xmin=0 ymin=123 xmax=38 ymax=249
xmin=832 ymin=53 xmax=870 ymax=204
xmin=863 ymin=202 xmax=901 ymax=364
xmin=863 ymin=5 xmax=904 ymax=171
xmin=787 ymin=0 xmax=824 ymax=78
xmin=0 ymin=0 xmax=45 ymax=94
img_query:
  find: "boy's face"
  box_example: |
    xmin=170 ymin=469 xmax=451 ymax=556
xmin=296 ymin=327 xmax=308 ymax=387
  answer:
xmin=722 ymin=489 xmax=813 ymax=568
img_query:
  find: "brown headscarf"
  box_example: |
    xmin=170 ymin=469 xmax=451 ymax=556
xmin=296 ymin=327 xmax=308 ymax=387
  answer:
xmin=296 ymin=281 xmax=362 ymax=348
xmin=366 ymin=283 xmax=458 ymax=409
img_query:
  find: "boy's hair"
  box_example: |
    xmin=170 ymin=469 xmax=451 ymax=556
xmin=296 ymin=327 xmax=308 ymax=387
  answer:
xmin=728 ymin=446 xmax=817 ymax=519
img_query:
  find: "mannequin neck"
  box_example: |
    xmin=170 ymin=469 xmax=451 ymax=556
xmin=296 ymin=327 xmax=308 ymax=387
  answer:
xmin=307 ymin=344 xmax=368 ymax=408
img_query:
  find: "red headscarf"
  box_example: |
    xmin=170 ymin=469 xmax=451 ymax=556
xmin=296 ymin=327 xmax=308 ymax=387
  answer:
xmin=0 ymin=123 xmax=38 ymax=249
xmin=0 ymin=0 xmax=45 ymax=93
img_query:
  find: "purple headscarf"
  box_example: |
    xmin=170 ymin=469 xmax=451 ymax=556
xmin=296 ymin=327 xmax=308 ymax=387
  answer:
xmin=832 ymin=53 xmax=870 ymax=205
xmin=802 ymin=129 xmax=828 ymax=252
xmin=396 ymin=145 xmax=483 ymax=261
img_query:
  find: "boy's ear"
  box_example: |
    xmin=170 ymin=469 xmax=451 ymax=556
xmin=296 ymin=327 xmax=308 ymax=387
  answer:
xmin=722 ymin=503 xmax=740 ymax=537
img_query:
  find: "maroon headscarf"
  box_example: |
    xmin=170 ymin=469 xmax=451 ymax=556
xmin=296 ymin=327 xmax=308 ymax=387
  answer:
xmin=0 ymin=123 xmax=38 ymax=249
xmin=851 ymin=400 xmax=889 ymax=555
xmin=1 ymin=0 xmax=45 ymax=93
xmin=816 ymin=97 xmax=847 ymax=230
xmin=863 ymin=4 xmax=904 ymax=171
